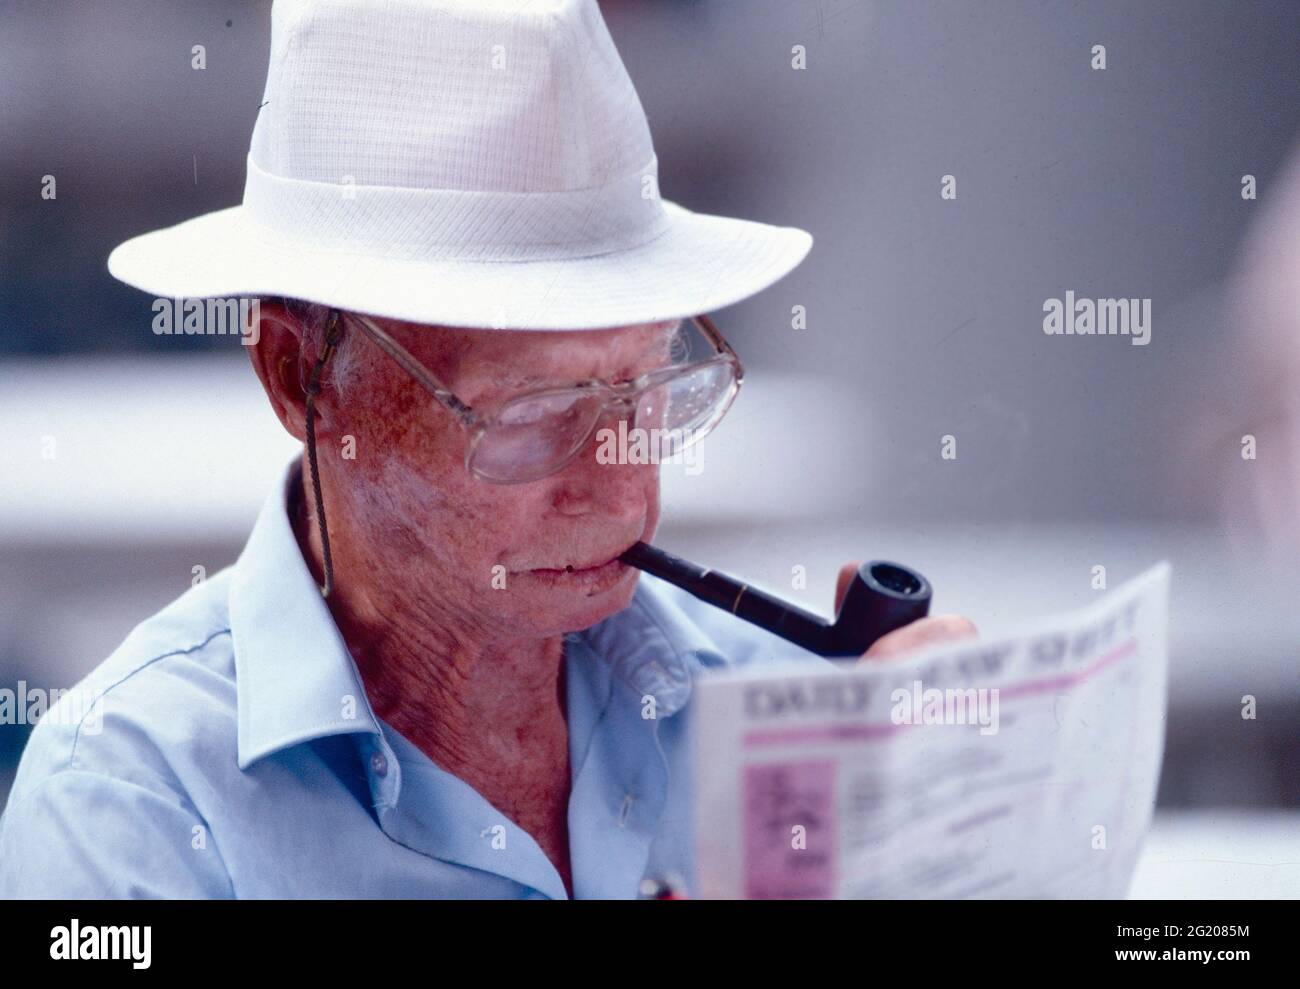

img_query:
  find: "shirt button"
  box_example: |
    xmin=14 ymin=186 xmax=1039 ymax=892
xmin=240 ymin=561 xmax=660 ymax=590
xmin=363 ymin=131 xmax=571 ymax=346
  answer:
xmin=370 ymin=751 xmax=389 ymax=777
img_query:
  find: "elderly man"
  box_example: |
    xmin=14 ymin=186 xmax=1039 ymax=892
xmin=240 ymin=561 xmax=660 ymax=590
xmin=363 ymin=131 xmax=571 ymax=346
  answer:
xmin=0 ymin=0 xmax=973 ymax=899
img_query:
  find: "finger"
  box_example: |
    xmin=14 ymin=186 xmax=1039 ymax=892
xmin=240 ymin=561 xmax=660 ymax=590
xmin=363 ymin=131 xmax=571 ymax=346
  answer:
xmin=860 ymin=614 xmax=978 ymax=662
xmin=834 ymin=562 xmax=862 ymax=614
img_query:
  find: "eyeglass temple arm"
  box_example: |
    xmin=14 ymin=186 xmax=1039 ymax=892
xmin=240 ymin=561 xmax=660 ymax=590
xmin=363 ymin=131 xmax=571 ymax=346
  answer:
xmin=692 ymin=314 xmax=744 ymax=381
xmin=344 ymin=312 xmax=478 ymax=424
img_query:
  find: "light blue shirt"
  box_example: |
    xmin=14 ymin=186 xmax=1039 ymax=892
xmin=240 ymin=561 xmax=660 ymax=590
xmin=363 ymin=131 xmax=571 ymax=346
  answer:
xmin=0 ymin=459 xmax=821 ymax=898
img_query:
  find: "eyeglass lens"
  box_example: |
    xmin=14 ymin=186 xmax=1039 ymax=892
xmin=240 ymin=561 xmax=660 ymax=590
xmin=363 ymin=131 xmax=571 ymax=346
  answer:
xmin=468 ymin=362 xmax=737 ymax=482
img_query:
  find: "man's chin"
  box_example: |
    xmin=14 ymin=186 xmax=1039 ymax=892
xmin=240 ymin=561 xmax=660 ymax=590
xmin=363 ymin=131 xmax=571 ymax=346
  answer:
xmin=522 ymin=564 xmax=640 ymax=634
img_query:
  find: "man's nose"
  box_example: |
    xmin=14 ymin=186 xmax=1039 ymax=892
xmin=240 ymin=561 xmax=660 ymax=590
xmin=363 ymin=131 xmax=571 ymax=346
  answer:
xmin=550 ymin=403 xmax=655 ymax=518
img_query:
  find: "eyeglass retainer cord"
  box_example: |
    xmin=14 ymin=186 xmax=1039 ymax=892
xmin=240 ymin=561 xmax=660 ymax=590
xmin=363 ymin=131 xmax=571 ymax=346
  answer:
xmin=304 ymin=309 xmax=344 ymax=597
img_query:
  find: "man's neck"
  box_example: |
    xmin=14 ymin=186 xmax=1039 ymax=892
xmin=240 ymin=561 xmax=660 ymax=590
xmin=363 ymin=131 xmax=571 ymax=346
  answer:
xmin=286 ymin=464 xmax=570 ymax=780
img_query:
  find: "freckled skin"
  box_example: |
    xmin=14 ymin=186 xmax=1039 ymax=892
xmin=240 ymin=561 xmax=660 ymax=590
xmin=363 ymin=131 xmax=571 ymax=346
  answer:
xmin=249 ymin=302 xmax=675 ymax=897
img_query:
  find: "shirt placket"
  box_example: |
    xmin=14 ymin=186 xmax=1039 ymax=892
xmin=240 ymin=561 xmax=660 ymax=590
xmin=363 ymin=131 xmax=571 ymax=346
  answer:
xmin=365 ymin=721 xmax=570 ymax=900
xmin=565 ymin=638 xmax=683 ymax=899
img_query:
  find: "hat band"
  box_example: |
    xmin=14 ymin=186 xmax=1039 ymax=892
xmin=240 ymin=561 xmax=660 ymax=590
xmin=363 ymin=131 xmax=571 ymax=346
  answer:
xmin=241 ymin=154 xmax=672 ymax=263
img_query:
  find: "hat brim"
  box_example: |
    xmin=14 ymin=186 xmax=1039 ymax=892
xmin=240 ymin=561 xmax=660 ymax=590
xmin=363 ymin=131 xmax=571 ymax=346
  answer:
xmin=107 ymin=200 xmax=811 ymax=330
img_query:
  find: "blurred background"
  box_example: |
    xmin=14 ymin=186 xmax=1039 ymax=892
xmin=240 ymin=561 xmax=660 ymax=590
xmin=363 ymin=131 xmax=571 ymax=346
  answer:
xmin=1 ymin=0 xmax=1297 ymax=897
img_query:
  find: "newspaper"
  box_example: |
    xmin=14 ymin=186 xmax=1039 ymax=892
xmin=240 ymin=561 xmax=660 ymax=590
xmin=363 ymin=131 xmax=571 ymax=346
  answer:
xmin=690 ymin=562 xmax=1170 ymax=899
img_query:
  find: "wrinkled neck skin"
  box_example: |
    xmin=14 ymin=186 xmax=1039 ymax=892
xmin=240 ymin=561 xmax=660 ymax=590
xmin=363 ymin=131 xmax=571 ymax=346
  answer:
xmin=289 ymin=461 xmax=569 ymax=783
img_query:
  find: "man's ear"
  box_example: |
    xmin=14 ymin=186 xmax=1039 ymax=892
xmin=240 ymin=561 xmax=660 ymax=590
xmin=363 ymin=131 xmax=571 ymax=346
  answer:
xmin=246 ymin=299 xmax=312 ymax=442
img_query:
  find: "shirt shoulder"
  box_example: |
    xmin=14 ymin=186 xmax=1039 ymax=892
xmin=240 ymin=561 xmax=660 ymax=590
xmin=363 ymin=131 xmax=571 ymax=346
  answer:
xmin=0 ymin=570 xmax=241 ymax=896
xmin=4 ymin=568 xmax=239 ymax=814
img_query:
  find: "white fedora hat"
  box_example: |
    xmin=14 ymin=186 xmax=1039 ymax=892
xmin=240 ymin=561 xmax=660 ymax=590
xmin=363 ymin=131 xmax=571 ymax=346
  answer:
xmin=107 ymin=0 xmax=813 ymax=331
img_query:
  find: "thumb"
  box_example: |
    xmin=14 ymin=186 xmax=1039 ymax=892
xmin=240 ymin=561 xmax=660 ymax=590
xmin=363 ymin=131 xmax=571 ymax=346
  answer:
xmin=834 ymin=562 xmax=861 ymax=614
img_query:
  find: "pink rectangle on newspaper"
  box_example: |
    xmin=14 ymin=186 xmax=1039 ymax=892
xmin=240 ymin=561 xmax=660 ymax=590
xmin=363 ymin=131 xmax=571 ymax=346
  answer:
xmin=743 ymin=760 xmax=836 ymax=899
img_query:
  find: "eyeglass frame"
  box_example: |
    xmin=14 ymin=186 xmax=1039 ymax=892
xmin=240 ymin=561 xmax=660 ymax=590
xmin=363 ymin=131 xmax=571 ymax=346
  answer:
xmin=333 ymin=309 xmax=746 ymax=483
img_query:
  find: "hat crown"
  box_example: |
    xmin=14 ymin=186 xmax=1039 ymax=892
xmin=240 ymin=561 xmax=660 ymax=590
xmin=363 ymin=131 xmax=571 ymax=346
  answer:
xmin=250 ymin=0 xmax=655 ymax=194
xmin=106 ymin=0 xmax=812 ymax=331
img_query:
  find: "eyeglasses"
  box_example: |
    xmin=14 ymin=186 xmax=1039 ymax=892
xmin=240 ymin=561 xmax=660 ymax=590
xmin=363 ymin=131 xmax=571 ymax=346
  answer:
xmin=342 ymin=310 xmax=745 ymax=483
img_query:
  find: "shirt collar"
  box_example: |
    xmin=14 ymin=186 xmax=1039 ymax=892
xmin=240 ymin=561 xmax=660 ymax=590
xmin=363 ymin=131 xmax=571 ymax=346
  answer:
xmin=579 ymin=570 xmax=726 ymax=717
xmin=230 ymin=458 xmax=383 ymax=770
xmin=229 ymin=456 xmax=726 ymax=770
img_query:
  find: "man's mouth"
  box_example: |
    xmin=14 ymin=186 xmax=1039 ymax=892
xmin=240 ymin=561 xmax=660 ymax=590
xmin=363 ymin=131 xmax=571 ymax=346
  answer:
xmin=521 ymin=544 xmax=639 ymax=591
xmin=556 ymin=555 xmax=616 ymax=574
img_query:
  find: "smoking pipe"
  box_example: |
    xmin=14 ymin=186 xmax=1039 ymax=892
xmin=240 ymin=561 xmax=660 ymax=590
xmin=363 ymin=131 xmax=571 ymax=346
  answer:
xmin=618 ymin=541 xmax=932 ymax=658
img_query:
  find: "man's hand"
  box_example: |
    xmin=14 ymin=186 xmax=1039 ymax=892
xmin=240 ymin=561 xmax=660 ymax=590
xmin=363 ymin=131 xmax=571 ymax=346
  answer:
xmin=834 ymin=562 xmax=978 ymax=662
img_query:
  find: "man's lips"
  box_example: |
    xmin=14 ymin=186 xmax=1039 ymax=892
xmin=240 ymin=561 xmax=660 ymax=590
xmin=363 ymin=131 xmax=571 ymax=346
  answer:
xmin=521 ymin=556 xmax=632 ymax=592
xmin=519 ymin=540 xmax=641 ymax=575
xmin=514 ymin=543 xmax=641 ymax=590
xmin=531 ymin=557 xmax=618 ymax=575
